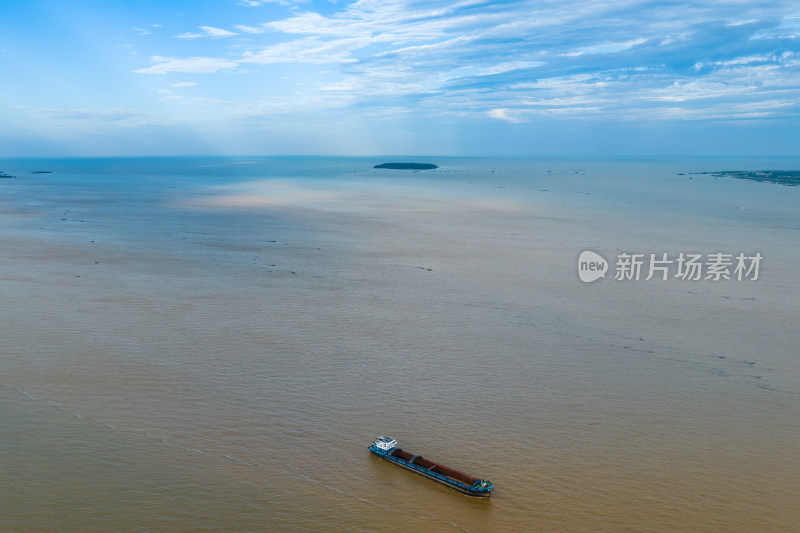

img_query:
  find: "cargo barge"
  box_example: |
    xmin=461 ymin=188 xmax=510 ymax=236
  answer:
xmin=369 ymin=436 xmax=493 ymax=496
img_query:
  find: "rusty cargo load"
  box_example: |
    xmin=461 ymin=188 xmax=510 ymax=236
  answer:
xmin=369 ymin=436 xmax=493 ymax=496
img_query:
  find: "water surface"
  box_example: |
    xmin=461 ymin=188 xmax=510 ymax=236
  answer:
xmin=1 ymin=157 xmax=798 ymax=531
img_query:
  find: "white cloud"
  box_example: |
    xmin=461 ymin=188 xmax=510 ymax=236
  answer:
xmin=171 ymin=81 xmax=198 ymax=87
xmin=487 ymin=108 xmax=525 ymax=123
xmin=201 ymin=26 xmax=238 ymax=38
xmin=321 ymin=74 xmax=423 ymax=96
xmin=622 ymin=98 xmax=798 ymax=121
xmin=134 ymin=56 xmax=239 ymax=74
xmin=645 ymin=80 xmax=755 ymax=102
xmin=241 ymin=37 xmax=368 ymax=64
xmin=564 ymin=38 xmax=647 ymax=57
xmin=480 ymin=61 xmax=546 ymax=75
xmin=176 ymin=26 xmax=238 ymax=39
xmin=235 ymin=24 xmax=268 ymax=34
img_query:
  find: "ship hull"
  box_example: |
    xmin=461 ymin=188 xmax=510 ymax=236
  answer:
xmin=369 ymin=446 xmax=492 ymax=497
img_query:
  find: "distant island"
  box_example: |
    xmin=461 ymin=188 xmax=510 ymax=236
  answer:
xmin=694 ymin=170 xmax=800 ymax=186
xmin=374 ymin=162 xmax=438 ymax=170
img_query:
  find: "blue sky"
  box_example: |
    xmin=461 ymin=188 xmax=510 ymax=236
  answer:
xmin=1 ymin=0 xmax=799 ymax=156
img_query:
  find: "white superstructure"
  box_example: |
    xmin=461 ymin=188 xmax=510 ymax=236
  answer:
xmin=373 ymin=436 xmax=397 ymax=452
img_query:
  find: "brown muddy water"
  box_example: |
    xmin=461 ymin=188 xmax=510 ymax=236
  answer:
xmin=1 ymin=157 xmax=798 ymax=531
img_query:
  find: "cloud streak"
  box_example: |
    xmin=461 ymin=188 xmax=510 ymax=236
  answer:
xmin=135 ymin=56 xmax=239 ymax=74
xmin=176 ymin=26 xmax=238 ymax=39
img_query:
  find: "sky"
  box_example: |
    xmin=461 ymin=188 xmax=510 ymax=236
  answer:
xmin=1 ymin=0 xmax=799 ymax=157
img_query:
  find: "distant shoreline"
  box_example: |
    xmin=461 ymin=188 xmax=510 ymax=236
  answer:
xmin=692 ymin=170 xmax=800 ymax=186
